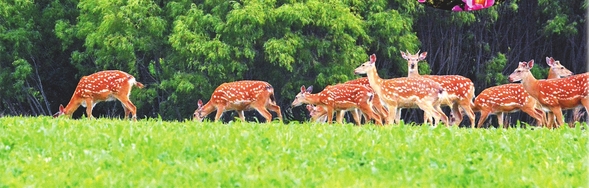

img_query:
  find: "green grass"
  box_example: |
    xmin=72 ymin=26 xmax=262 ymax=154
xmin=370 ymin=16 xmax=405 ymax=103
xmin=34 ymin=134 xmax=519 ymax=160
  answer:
xmin=0 ymin=116 xmax=587 ymax=187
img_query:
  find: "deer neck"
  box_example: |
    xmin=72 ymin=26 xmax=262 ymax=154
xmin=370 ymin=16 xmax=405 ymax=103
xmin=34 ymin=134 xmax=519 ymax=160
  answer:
xmin=407 ymin=69 xmax=420 ymax=77
xmin=364 ymin=67 xmax=385 ymax=95
xmin=547 ymin=69 xmax=558 ymax=79
xmin=199 ymin=100 xmax=220 ymax=118
xmin=520 ymin=72 xmax=541 ymax=99
xmin=303 ymin=93 xmax=324 ymax=105
xmin=62 ymin=99 xmax=81 ymax=116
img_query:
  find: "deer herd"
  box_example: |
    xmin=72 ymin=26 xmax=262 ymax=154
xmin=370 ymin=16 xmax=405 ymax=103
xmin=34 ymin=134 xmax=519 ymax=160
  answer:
xmin=53 ymin=51 xmax=589 ymax=129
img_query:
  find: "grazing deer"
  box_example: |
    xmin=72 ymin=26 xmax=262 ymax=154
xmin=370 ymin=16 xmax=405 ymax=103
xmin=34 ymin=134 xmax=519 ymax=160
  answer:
xmin=354 ymin=54 xmax=449 ymax=126
xmin=193 ymin=80 xmax=282 ymax=123
xmin=508 ymin=59 xmax=589 ymax=128
xmin=343 ymin=77 xmax=389 ymax=123
xmin=301 ymin=78 xmax=388 ymax=124
xmin=473 ymin=57 xmax=573 ymax=128
xmin=306 ymin=104 xmax=328 ymax=123
xmin=291 ymin=84 xmax=383 ymax=125
xmin=401 ymin=50 xmax=476 ymax=128
xmin=53 ymin=70 xmax=144 ymax=121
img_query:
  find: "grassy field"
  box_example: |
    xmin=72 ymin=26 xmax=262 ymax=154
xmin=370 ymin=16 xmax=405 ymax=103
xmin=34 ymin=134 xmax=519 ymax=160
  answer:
xmin=0 ymin=116 xmax=587 ymax=187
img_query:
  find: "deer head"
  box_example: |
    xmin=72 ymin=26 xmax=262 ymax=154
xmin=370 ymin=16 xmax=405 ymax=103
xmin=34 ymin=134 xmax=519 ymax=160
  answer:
xmin=546 ymin=57 xmax=573 ymax=78
xmin=508 ymin=60 xmax=534 ymax=82
xmin=292 ymin=85 xmax=313 ymax=107
xmin=400 ymin=50 xmax=427 ymax=76
xmin=354 ymin=54 xmax=377 ymax=75
xmin=193 ymin=99 xmax=206 ymax=121
xmin=53 ymin=104 xmax=66 ymax=118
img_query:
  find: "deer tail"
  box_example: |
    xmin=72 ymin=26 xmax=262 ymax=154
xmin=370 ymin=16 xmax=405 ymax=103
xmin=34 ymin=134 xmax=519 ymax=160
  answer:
xmin=135 ymin=81 xmax=145 ymax=89
xmin=266 ymin=85 xmax=276 ymax=103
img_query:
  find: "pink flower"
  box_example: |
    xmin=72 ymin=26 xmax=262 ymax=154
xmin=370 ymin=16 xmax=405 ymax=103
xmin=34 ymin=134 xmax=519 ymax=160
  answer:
xmin=452 ymin=0 xmax=495 ymax=11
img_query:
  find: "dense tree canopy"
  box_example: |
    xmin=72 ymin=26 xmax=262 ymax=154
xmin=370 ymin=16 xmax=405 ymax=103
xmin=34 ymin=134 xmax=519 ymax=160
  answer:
xmin=0 ymin=0 xmax=586 ymax=126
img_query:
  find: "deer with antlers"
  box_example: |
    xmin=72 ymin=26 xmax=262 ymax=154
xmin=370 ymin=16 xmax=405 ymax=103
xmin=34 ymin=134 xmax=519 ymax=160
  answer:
xmin=354 ymin=54 xmax=449 ymax=126
xmin=193 ymin=80 xmax=282 ymax=123
xmin=401 ymin=50 xmax=476 ymax=128
xmin=292 ymin=84 xmax=383 ymax=125
xmin=53 ymin=70 xmax=144 ymax=121
xmin=508 ymin=59 xmax=589 ymax=128
xmin=473 ymin=57 xmax=573 ymax=128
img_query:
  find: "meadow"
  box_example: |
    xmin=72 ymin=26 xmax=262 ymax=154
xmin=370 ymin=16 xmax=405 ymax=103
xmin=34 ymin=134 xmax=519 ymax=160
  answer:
xmin=0 ymin=116 xmax=587 ymax=187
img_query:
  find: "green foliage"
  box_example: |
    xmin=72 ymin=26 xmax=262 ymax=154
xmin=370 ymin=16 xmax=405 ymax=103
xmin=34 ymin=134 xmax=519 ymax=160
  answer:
xmin=57 ymin=0 xmax=166 ymax=73
xmin=0 ymin=117 xmax=587 ymax=186
xmin=483 ymin=53 xmax=508 ymax=86
xmin=530 ymin=64 xmax=549 ymax=79
xmin=538 ymin=0 xmax=583 ymax=37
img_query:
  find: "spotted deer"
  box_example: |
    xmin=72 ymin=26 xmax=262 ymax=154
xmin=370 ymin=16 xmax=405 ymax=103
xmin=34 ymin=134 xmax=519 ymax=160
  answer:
xmin=508 ymin=59 xmax=589 ymax=128
xmin=354 ymin=54 xmax=449 ymax=126
xmin=193 ymin=80 xmax=282 ymax=123
xmin=306 ymin=104 xmax=328 ymax=123
xmin=401 ymin=50 xmax=476 ymax=128
xmin=301 ymin=78 xmax=388 ymax=124
xmin=543 ymin=57 xmax=576 ymax=128
xmin=291 ymin=84 xmax=383 ymax=125
xmin=53 ymin=70 xmax=144 ymax=121
xmin=342 ymin=77 xmax=389 ymax=123
xmin=473 ymin=57 xmax=573 ymax=128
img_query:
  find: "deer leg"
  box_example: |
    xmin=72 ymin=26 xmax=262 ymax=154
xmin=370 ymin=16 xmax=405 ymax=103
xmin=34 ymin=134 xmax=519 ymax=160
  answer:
xmin=254 ymin=107 xmax=273 ymax=123
xmin=350 ymin=110 xmax=362 ymax=126
xmin=546 ymin=112 xmax=554 ymax=128
xmin=395 ymin=109 xmax=402 ymax=124
xmin=214 ymin=105 xmax=226 ymax=122
xmin=417 ymin=103 xmax=441 ymax=127
xmin=85 ymin=98 xmax=94 ymax=119
xmin=115 ymin=95 xmax=137 ymax=121
xmin=579 ymin=98 xmax=589 ymax=124
xmin=236 ymin=110 xmax=246 ymax=122
xmin=477 ymin=110 xmax=490 ymax=129
xmin=522 ymin=107 xmax=545 ymax=128
xmin=498 ymin=112 xmax=507 ymax=129
xmin=387 ymin=106 xmax=398 ymax=125
xmin=535 ymin=109 xmax=546 ymax=127
xmin=359 ymin=105 xmax=382 ymax=125
xmin=123 ymin=100 xmax=138 ymax=121
xmin=550 ymin=107 xmax=565 ymax=128
xmin=423 ymin=112 xmax=431 ymax=125
xmin=460 ymin=100 xmax=476 ymax=128
xmin=435 ymin=104 xmax=449 ymax=126
xmin=335 ymin=110 xmax=346 ymax=124
xmin=326 ymin=107 xmax=334 ymax=124
xmin=266 ymin=103 xmax=283 ymax=122
xmin=117 ymin=100 xmax=130 ymax=120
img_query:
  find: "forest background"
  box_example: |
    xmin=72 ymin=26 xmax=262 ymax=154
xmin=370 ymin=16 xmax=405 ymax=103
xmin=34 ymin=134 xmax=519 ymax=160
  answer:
xmin=0 ymin=0 xmax=586 ymax=125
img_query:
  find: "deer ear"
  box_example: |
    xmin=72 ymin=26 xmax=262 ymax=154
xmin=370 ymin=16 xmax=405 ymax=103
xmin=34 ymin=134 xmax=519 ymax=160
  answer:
xmin=306 ymin=85 xmax=313 ymax=93
xmin=370 ymin=54 xmax=376 ymax=63
xmin=300 ymin=85 xmax=306 ymax=93
xmin=59 ymin=104 xmax=65 ymax=112
xmin=527 ymin=59 xmax=535 ymax=68
xmin=198 ymin=99 xmax=203 ymax=107
xmin=546 ymin=57 xmax=555 ymax=67
xmin=400 ymin=51 xmax=407 ymax=59
xmin=306 ymin=105 xmax=313 ymax=111
xmin=419 ymin=52 xmax=427 ymax=61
